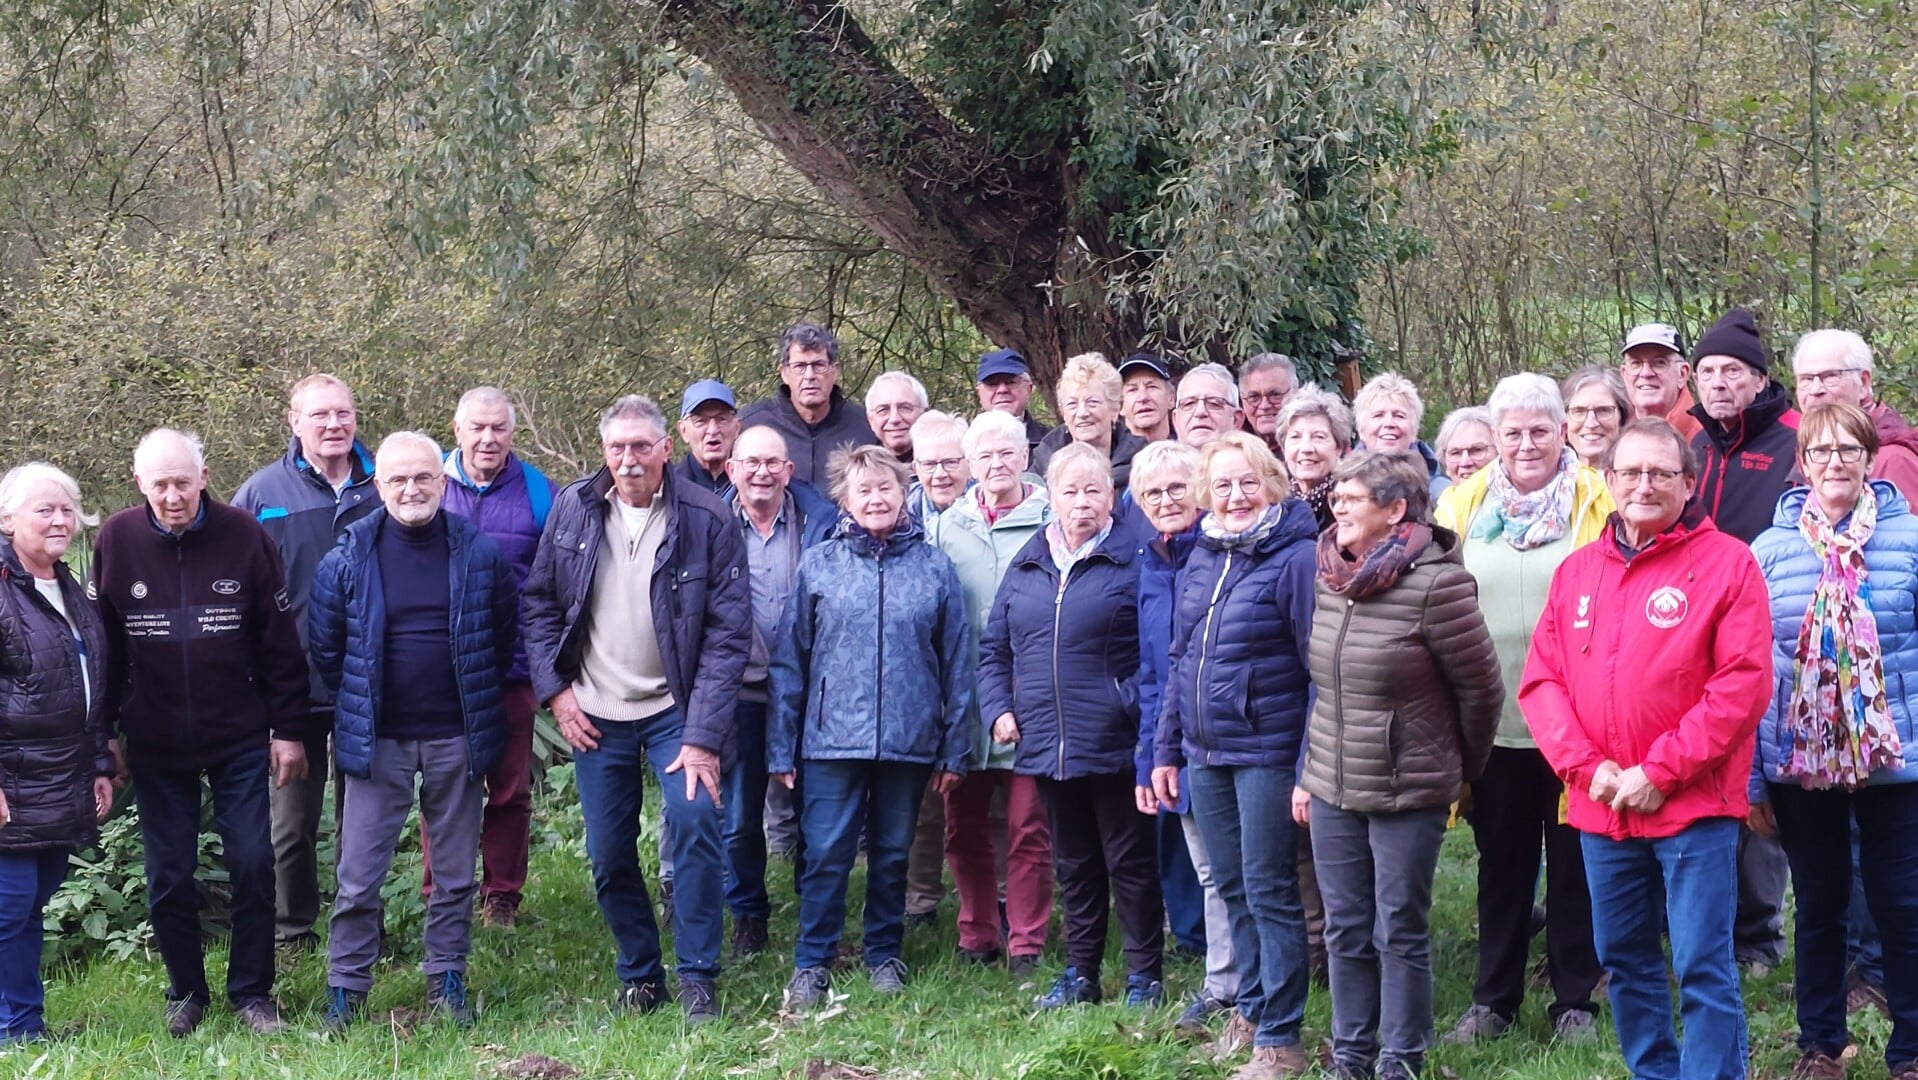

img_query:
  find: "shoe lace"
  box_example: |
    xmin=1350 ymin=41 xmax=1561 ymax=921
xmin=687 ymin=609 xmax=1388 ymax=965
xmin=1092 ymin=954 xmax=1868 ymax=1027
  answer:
xmin=683 ymin=980 xmax=716 ymax=1011
xmin=875 ymin=958 xmax=907 ymax=981
xmin=438 ymin=970 xmax=468 ymax=1008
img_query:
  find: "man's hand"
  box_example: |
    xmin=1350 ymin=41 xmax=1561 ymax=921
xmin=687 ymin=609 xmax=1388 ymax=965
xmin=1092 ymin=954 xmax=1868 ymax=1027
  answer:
xmin=1589 ymin=760 xmax=1624 ymax=805
xmin=1135 ymin=785 xmax=1160 ymax=815
xmin=108 ymin=738 xmax=128 ymax=790
xmin=1292 ymin=786 xmax=1312 ymax=826
xmin=1610 ymin=765 xmax=1666 ymax=815
xmin=665 ymin=744 xmax=723 ymax=807
xmin=552 ymin=688 xmax=601 ymax=752
xmin=270 ymin=739 xmax=309 ymax=789
xmin=991 ymin=712 xmax=1020 ymax=744
xmin=931 ymin=771 xmax=963 ymax=796
xmin=771 ymin=771 xmax=795 ymax=790
xmin=93 ymin=776 xmax=115 ymax=822
xmin=1747 ymin=800 xmax=1777 ymax=838
xmin=1151 ymin=765 xmax=1181 ymax=808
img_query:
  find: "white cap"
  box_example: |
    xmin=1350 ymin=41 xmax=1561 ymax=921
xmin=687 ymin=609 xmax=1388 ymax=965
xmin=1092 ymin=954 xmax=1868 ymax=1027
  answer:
xmin=1621 ymin=323 xmax=1683 ymax=355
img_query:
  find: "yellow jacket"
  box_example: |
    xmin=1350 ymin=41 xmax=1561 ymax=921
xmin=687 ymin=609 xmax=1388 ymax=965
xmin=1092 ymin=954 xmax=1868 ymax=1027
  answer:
xmin=1433 ymin=462 xmax=1614 ymax=548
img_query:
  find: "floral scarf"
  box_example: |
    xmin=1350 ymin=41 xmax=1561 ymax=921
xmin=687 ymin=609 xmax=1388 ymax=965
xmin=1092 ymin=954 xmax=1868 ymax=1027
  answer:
xmin=1786 ymin=486 xmax=1904 ymax=789
xmin=1318 ymin=521 xmax=1432 ymax=601
xmin=1200 ymin=502 xmax=1285 ymax=550
xmin=1471 ymin=447 xmax=1579 ymax=551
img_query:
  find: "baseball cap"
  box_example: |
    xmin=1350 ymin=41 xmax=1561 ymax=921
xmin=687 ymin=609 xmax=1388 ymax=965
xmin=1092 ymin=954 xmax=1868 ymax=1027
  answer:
xmin=975 ymin=348 xmax=1030 ymax=383
xmin=1118 ymin=352 xmax=1171 ymax=380
xmin=679 ymin=379 xmax=737 ymax=419
xmin=1620 ymin=323 xmax=1683 ymax=356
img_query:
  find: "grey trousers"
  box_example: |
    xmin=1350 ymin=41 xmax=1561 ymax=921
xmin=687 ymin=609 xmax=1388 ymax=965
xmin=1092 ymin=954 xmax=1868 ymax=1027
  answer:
xmin=1310 ymin=798 xmax=1448 ymax=1073
xmin=1179 ymin=810 xmax=1240 ymax=1002
xmin=905 ymin=785 xmax=948 ymax=917
xmin=271 ymin=726 xmax=330 ymax=939
xmin=1734 ymin=825 xmax=1789 ymax=964
xmin=327 ymin=737 xmax=483 ymax=991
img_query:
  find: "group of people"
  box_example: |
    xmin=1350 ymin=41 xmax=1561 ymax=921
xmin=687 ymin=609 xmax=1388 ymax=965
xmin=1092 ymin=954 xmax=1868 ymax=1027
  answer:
xmin=0 ymin=313 xmax=1913 ymax=1080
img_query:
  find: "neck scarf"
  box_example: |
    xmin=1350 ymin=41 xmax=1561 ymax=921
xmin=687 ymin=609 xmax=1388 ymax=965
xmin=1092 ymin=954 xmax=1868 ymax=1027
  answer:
xmin=1201 ymin=502 xmax=1285 ymax=551
xmin=1293 ymin=475 xmax=1334 ymax=524
xmin=1318 ymin=521 xmax=1432 ymax=600
xmin=1046 ymin=520 xmax=1110 ymax=578
xmin=1786 ymin=486 xmax=1904 ymax=789
xmin=1471 ymin=447 xmax=1579 ymax=551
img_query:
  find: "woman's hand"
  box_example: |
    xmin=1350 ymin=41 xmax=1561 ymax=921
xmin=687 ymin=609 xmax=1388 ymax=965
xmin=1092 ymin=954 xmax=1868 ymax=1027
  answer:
xmin=0 ymin=787 xmax=9 ymax=829
xmin=932 ymin=771 xmax=964 ymax=795
xmin=991 ymin=712 xmax=1020 ymax=744
xmin=1291 ymin=786 xmax=1312 ymax=826
xmin=93 ymin=776 xmax=114 ymax=822
xmin=1134 ymin=785 xmax=1159 ymax=815
xmin=1150 ymin=765 xmax=1180 ymax=808
xmin=771 ymin=772 xmax=796 ymax=790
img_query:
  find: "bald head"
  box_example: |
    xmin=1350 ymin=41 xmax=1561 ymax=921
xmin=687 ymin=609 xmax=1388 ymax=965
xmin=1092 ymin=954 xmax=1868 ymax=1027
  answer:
xmin=728 ymin=424 xmax=796 ymax=518
xmin=133 ymin=428 xmax=209 ymax=533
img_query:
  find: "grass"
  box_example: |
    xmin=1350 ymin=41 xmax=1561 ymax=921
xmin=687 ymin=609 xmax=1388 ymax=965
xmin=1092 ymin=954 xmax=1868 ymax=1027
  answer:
xmin=9 ymin=783 xmax=1892 ymax=1079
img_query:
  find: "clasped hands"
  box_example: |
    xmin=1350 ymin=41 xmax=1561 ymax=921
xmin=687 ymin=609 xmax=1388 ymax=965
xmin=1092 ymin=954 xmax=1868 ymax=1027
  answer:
xmin=1589 ymin=760 xmax=1665 ymax=814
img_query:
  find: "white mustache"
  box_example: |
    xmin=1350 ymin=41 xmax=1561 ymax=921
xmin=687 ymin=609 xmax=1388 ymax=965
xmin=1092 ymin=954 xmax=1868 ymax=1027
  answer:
xmin=617 ymin=465 xmax=646 ymax=478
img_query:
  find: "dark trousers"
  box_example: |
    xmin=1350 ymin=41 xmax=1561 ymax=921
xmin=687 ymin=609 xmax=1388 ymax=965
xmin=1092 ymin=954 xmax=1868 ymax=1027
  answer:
xmin=1734 ymin=825 xmax=1788 ymax=965
xmin=270 ymin=714 xmax=332 ymax=940
xmin=1771 ymin=781 xmax=1918 ymax=1070
xmin=132 ymin=742 xmax=277 ymax=1008
xmin=0 ymin=848 xmax=70 ymax=1042
xmin=1467 ymin=746 xmax=1601 ymax=1020
xmin=722 ymin=699 xmax=771 ymax=920
xmin=1039 ymin=772 xmax=1164 ymax=981
xmin=1158 ymin=810 xmax=1206 ymax=953
xmin=792 ymin=759 xmax=931 ymax=971
xmin=423 ymin=680 xmax=536 ymax=906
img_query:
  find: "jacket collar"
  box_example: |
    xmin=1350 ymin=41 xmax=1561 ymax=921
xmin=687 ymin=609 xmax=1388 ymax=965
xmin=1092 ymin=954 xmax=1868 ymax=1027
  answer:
xmin=1197 ymin=496 xmax=1319 ymax=555
xmin=289 ymin=437 xmax=375 ymax=490
xmin=832 ymin=511 xmax=927 ymax=557
xmin=1601 ymin=504 xmax=1716 ymax=564
xmin=773 ymin=384 xmax=851 ymax=430
xmin=1012 ymin=517 xmax=1138 ymax=572
xmin=144 ymin=500 xmax=209 ymax=539
xmin=1771 ymin=479 xmax=1910 ymax=531
xmin=1691 ymin=380 xmax=1796 ymax=452
xmin=445 ymin=450 xmax=523 ymax=494
xmin=1147 ymin=521 xmax=1199 ymax=568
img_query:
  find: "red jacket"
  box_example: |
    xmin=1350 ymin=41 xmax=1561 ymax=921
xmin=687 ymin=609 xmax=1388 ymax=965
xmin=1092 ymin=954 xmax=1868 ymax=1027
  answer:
xmin=1518 ymin=513 xmax=1772 ymax=840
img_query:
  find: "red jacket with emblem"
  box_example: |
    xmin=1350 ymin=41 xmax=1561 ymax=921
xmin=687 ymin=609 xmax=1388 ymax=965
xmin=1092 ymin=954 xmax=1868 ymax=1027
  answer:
xmin=1518 ymin=513 xmax=1772 ymax=840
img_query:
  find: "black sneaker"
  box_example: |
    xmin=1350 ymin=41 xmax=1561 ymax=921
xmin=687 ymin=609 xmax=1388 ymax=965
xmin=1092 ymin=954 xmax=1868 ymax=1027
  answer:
xmin=1174 ymin=993 xmax=1229 ymax=1036
xmin=785 ymin=967 xmax=832 ymax=1012
xmin=1035 ymin=967 xmax=1100 ymax=1009
xmin=427 ymin=970 xmax=475 ymax=1028
xmin=731 ymin=915 xmax=769 ymax=959
xmin=164 ymin=999 xmax=205 ymax=1038
xmin=1123 ymin=974 xmax=1164 ymax=1008
xmin=869 ymin=957 xmax=909 ymax=994
xmin=614 ymin=976 xmax=671 ymax=1014
xmin=1008 ymin=954 xmax=1043 ymax=979
xmin=680 ymin=978 xmax=720 ymax=1024
xmin=235 ymin=997 xmax=286 ymax=1035
xmin=321 ymin=987 xmax=365 ymax=1033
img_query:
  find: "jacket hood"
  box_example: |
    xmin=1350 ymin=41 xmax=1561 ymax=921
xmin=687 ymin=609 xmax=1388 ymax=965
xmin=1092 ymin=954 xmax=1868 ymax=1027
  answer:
xmin=1692 ymin=380 xmax=1796 ymax=451
xmin=1770 ymin=478 xmax=1910 ymax=530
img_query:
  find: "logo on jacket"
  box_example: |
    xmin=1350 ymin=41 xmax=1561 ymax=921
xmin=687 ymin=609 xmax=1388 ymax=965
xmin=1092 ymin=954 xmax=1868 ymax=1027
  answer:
xmin=211 ymin=579 xmax=241 ymax=595
xmin=1573 ymin=594 xmax=1592 ymax=629
xmin=1739 ymin=452 xmax=1774 ymax=471
xmin=131 ymin=581 xmax=148 ymax=600
xmin=1645 ymin=586 xmax=1688 ymax=629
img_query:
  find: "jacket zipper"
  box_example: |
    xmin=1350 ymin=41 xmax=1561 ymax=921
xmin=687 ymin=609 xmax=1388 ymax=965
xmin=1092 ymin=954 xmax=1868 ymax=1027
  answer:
xmin=1192 ymin=552 xmax=1234 ymax=760
xmin=1332 ymin=597 xmax=1355 ymax=795
xmin=1051 ymin=561 xmax=1073 ymax=780
xmin=875 ymin=552 xmax=886 ymax=759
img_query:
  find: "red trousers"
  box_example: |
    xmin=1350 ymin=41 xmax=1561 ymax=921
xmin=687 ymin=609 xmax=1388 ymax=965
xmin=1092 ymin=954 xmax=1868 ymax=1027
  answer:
xmin=944 ymin=769 xmax=1052 ymax=956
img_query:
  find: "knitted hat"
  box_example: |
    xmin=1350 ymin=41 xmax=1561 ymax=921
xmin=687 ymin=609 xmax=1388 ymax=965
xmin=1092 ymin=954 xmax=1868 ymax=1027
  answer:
xmin=1690 ymin=308 xmax=1769 ymax=375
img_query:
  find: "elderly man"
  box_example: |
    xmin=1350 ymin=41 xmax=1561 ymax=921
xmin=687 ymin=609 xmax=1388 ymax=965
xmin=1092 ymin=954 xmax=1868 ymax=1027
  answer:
xmin=1792 ymin=329 xmax=1918 ymax=495
xmin=867 ymin=372 xmax=929 ymax=463
xmin=308 ymin=432 xmax=517 ymax=1030
xmin=1620 ymin=323 xmax=1703 ymax=442
xmin=95 ymin=428 xmax=312 ymax=1037
xmin=1173 ymin=363 xmax=1245 ymax=447
xmin=975 ymin=348 xmax=1051 ymax=452
xmin=435 ymin=387 xmax=558 ymax=929
xmin=233 ymin=373 xmax=381 ymax=949
xmin=1120 ymin=353 xmax=1175 ymax=443
xmin=675 ymin=380 xmax=742 ymax=498
xmin=523 ymin=395 xmax=751 ymax=1023
xmin=1239 ymin=353 xmax=1299 ymax=450
xmin=740 ymin=323 xmax=877 ymax=490
xmin=907 ymin=411 xmax=973 ymax=529
xmin=1521 ymin=418 xmax=1771 ymax=1080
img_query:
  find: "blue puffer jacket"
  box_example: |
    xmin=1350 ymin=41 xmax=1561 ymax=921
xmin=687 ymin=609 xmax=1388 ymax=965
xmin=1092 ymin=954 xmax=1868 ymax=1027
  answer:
xmin=309 ymin=510 xmax=519 ymax=779
xmin=768 ymin=514 xmax=972 ymax=774
xmin=979 ymin=524 xmax=1142 ymax=781
xmin=1135 ymin=524 xmax=1198 ymax=810
xmin=1156 ymin=499 xmax=1318 ymax=773
xmin=1750 ymin=481 xmax=1918 ymax=799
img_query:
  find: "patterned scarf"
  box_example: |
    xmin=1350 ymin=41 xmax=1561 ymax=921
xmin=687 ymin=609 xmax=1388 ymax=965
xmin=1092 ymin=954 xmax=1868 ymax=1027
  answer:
xmin=1293 ymin=475 xmax=1334 ymax=525
xmin=1317 ymin=521 xmax=1432 ymax=601
xmin=1471 ymin=447 xmax=1579 ymax=551
xmin=1200 ymin=502 xmax=1286 ymax=550
xmin=1786 ymin=486 xmax=1904 ymax=789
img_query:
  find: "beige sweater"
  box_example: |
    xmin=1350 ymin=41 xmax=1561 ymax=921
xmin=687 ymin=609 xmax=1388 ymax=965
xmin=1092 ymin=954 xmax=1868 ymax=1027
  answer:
xmin=573 ymin=494 xmax=676 ymax=722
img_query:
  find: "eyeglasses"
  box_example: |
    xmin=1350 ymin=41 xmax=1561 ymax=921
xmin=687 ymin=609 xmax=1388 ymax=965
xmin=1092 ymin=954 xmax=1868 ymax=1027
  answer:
xmin=1136 ymin=482 xmax=1190 ymax=505
xmin=380 ymin=472 xmax=441 ymax=490
xmin=1443 ymin=444 xmax=1493 ymax=461
xmin=1610 ymin=467 xmax=1684 ymax=486
xmin=916 ymin=457 xmax=965 ymax=475
xmin=304 ymin=408 xmax=355 ymax=424
xmin=1177 ymin=395 xmax=1234 ymax=414
xmin=1804 ymin=444 xmax=1868 ymax=464
xmin=682 ymin=413 xmax=736 ymax=429
xmin=1211 ymin=476 xmax=1265 ymax=498
xmin=730 ymin=457 xmax=788 ymax=474
xmin=1497 ymin=426 xmax=1559 ymax=447
xmin=1328 ymin=492 xmax=1375 ymax=509
xmin=781 ymin=359 xmax=835 ymax=375
xmin=1621 ymin=356 xmax=1681 ymax=374
xmin=1242 ymin=391 xmax=1289 ymax=407
xmin=1797 ymin=368 xmax=1865 ymax=388
xmin=1568 ymin=405 xmax=1621 ymax=423
xmin=605 ymin=435 xmax=670 ymax=459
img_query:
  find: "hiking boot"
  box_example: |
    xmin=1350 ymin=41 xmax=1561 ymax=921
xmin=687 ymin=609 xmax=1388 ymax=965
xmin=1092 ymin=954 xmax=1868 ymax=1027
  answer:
xmin=1445 ymin=1004 xmax=1512 ymax=1044
xmin=235 ymin=998 xmax=286 ymax=1035
xmin=1552 ymin=1009 xmax=1598 ymax=1043
xmin=1124 ymin=974 xmax=1164 ymax=1008
xmin=869 ymin=957 xmax=909 ymax=994
xmin=731 ymin=914 xmax=769 ymax=959
xmin=1231 ymin=1044 xmax=1312 ymax=1079
xmin=784 ymin=967 xmax=832 ymax=1011
xmin=1378 ymin=1058 xmax=1421 ymax=1080
xmin=679 ymin=978 xmax=719 ymax=1024
xmin=956 ymin=945 xmax=1003 ymax=967
xmin=1211 ymin=1011 xmax=1256 ymax=1061
xmin=163 ymin=999 xmax=205 ymax=1038
xmin=321 ymin=987 xmax=365 ymax=1033
xmin=614 ymin=976 xmax=671 ymax=1014
xmin=1790 ymin=1050 xmax=1847 ymax=1080
xmin=427 ymin=970 xmax=474 ymax=1028
xmin=1331 ymin=1063 xmax=1375 ymax=1080
xmin=1175 ymin=993 xmax=1230 ymax=1037
xmin=1035 ymin=967 xmax=1100 ymax=1009
xmin=1008 ymin=954 xmax=1042 ymax=979
xmin=480 ymin=895 xmax=520 ymax=930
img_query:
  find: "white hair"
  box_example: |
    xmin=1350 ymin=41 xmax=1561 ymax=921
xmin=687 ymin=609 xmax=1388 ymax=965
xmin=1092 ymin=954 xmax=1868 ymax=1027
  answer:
xmin=1486 ymin=372 xmax=1566 ymax=428
xmin=909 ymin=410 xmax=967 ymax=452
xmin=377 ymin=430 xmax=445 ymax=464
xmin=1791 ymin=329 xmax=1874 ymax=375
xmin=1241 ymin=353 xmax=1298 ymax=385
xmin=1435 ymin=406 xmax=1494 ymax=458
xmin=1044 ymin=441 xmax=1113 ymax=491
xmin=1179 ymin=363 xmax=1241 ymax=406
xmin=1353 ymin=373 xmax=1426 ymax=433
xmin=870 ymin=371 xmax=930 ymax=409
xmin=599 ymin=395 xmax=668 ymax=441
xmin=1275 ymin=384 xmax=1355 ymax=450
xmin=454 ymin=386 xmax=517 ymax=428
xmin=961 ymin=409 xmax=1029 ymax=459
xmin=0 ymin=462 xmax=97 ymax=534
xmin=134 ymin=428 xmax=207 ymax=475
xmin=1130 ymin=439 xmax=1202 ymax=489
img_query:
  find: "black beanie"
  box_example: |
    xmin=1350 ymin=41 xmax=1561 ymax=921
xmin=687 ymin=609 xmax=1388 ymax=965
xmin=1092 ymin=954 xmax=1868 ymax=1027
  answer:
xmin=1690 ymin=308 xmax=1769 ymax=375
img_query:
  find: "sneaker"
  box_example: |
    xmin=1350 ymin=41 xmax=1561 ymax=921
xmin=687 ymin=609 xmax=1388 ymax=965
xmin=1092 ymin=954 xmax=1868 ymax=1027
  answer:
xmin=1445 ymin=1004 xmax=1512 ymax=1044
xmin=956 ymin=945 xmax=1003 ymax=967
xmin=731 ymin=915 xmax=769 ymax=959
xmin=479 ymin=895 xmax=519 ymax=930
xmin=1034 ymin=967 xmax=1101 ymax=1009
xmin=321 ymin=987 xmax=365 ymax=1033
xmin=1211 ymin=1011 xmax=1256 ymax=1061
xmin=1124 ymin=974 xmax=1164 ymax=1008
xmin=869 ymin=957 xmax=909 ymax=994
xmin=680 ymin=978 xmax=719 ymax=1024
xmin=163 ymin=999 xmax=205 ymax=1038
xmin=427 ymin=970 xmax=474 ymax=1028
xmin=1007 ymin=954 xmax=1043 ymax=979
xmin=1175 ymin=993 xmax=1230 ymax=1036
xmin=1791 ymin=1051 xmax=1847 ymax=1080
xmin=1552 ymin=1009 xmax=1598 ymax=1043
xmin=784 ymin=967 xmax=832 ymax=1011
xmin=614 ymin=976 xmax=671 ymax=1014
xmin=1331 ymin=1063 xmax=1374 ymax=1080
xmin=236 ymin=998 xmax=286 ymax=1035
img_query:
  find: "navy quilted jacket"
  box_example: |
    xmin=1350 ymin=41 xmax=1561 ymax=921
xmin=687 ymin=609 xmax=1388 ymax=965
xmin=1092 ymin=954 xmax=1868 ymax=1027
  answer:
xmin=308 ymin=509 xmax=518 ymax=779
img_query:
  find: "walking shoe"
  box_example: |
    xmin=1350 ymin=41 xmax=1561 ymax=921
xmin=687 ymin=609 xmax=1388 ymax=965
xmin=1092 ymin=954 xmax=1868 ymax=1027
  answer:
xmin=163 ymin=999 xmax=205 ymax=1038
xmin=869 ymin=957 xmax=909 ymax=994
xmin=614 ymin=976 xmax=671 ymax=1014
xmin=731 ymin=914 xmax=769 ymax=959
xmin=479 ymin=895 xmax=520 ymax=930
xmin=955 ymin=945 xmax=1003 ymax=967
xmin=1124 ymin=974 xmax=1164 ymax=1008
xmin=679 ymin=978 xmax=720 ymax=1024
xmin=1230 ymin=1044 xmax=1312 ymax=1079
xmin=1445 ymin=1004 xmax=1512 ymax=1044
xmin=1210 ymin=1011 xmax=1256 ymax=1061
xmin=1552 ymin=1009 xmax=1598 ymax=1043
xmin=1378 ymin=1058 xmax=1421 ymax=1080
xmin=1790 ymin=1050 xmax=1846 ymax=1080
xmin=1175 ymin=993 xmax=1230 ymax=1036
xmin=1331 ymin=1062 xmax=1374 ymax=1080
xmin=235 ymin=998 xmax=286 ymax=1035
xmin=784 ymin=967 xmax=832 ymax=1011
xmin=321 ymin=987 xmax=365 ymax=1033
xmin=427 ymin=970 xmax=475 ymax=1028
xmin=1007 ymin=954 xmax=1042 ymax=979
xmin=1034 ymin=967 xmax=1101 ymax=1009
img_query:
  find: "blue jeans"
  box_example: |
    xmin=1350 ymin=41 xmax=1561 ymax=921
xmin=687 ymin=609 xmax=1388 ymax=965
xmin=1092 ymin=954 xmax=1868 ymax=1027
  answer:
xmin=573 ymin=708 xmax=724 ymax=982
xmin=1582 ymin=818 xmax=1746 ymax=1080
xmin=1158 ymin=811 xmax=1206 ymax=953
xmin=1188 ymin=764 xmax=1307 ymax=1048
xmin=1770 ymin=781 xmax=1918 ymax=1069
xmin=132 ymin=742 xmax=277 ymax=1007
xmin=0 ymin=848 xmax=70 ymax=1042
xmin=792 ymin=759 xmax=931 ymax=972
xmin=723 ymin=700 xmax=771 ymax=920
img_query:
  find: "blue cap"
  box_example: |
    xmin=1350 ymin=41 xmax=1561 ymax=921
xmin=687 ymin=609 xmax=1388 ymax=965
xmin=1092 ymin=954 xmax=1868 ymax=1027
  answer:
xmin=1118 ymin=352 xmax=1171 ymax=380
xmin=975 ymin=348 xmax=1030 ymax=383
xmin=679 ymin=379 xmax=736 ymax=419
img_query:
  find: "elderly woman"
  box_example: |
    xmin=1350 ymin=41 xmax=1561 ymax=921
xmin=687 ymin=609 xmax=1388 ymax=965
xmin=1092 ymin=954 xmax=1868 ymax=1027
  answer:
xmin=1561 ymin=367 xmax=1631 ymax=469
xmin=1296 ymin=451 xmax=1503 ymax=1080
xmin=1354 ymin=373 xmax=1450 ymax=501
xmin=0 ymin=463 xmax=112 ymax=1044
xmin=1032 ymin=353 xmax=1148 ymax=492
xmin=1276 ymin=385 xmax=1356 ymax=530
xmin=908 ymin=410 xmax=973 ymax=530
xmin=769 ymin=445 xmax=972 ymax=1010
xmin=1152 ymin=431 xmax=1319 ymax=1076
xmin=1434 ymin=407 xmax=1496 ymax=485
xmin=979 ymin=443 xmax=1158 ymax=1010
xmin=1435 ymin=373 xmax=1614 ymax=1045
xmin=1751 ymin=403 xmax=1918 ymax=1080
xmin=934 ymin=410 xmax=1054 ymax=974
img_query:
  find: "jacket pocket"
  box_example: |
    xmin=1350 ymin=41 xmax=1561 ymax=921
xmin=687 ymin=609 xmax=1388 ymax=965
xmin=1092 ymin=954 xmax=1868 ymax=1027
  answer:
xmin=1386 ymin=710 xmax=1404 ymax=786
